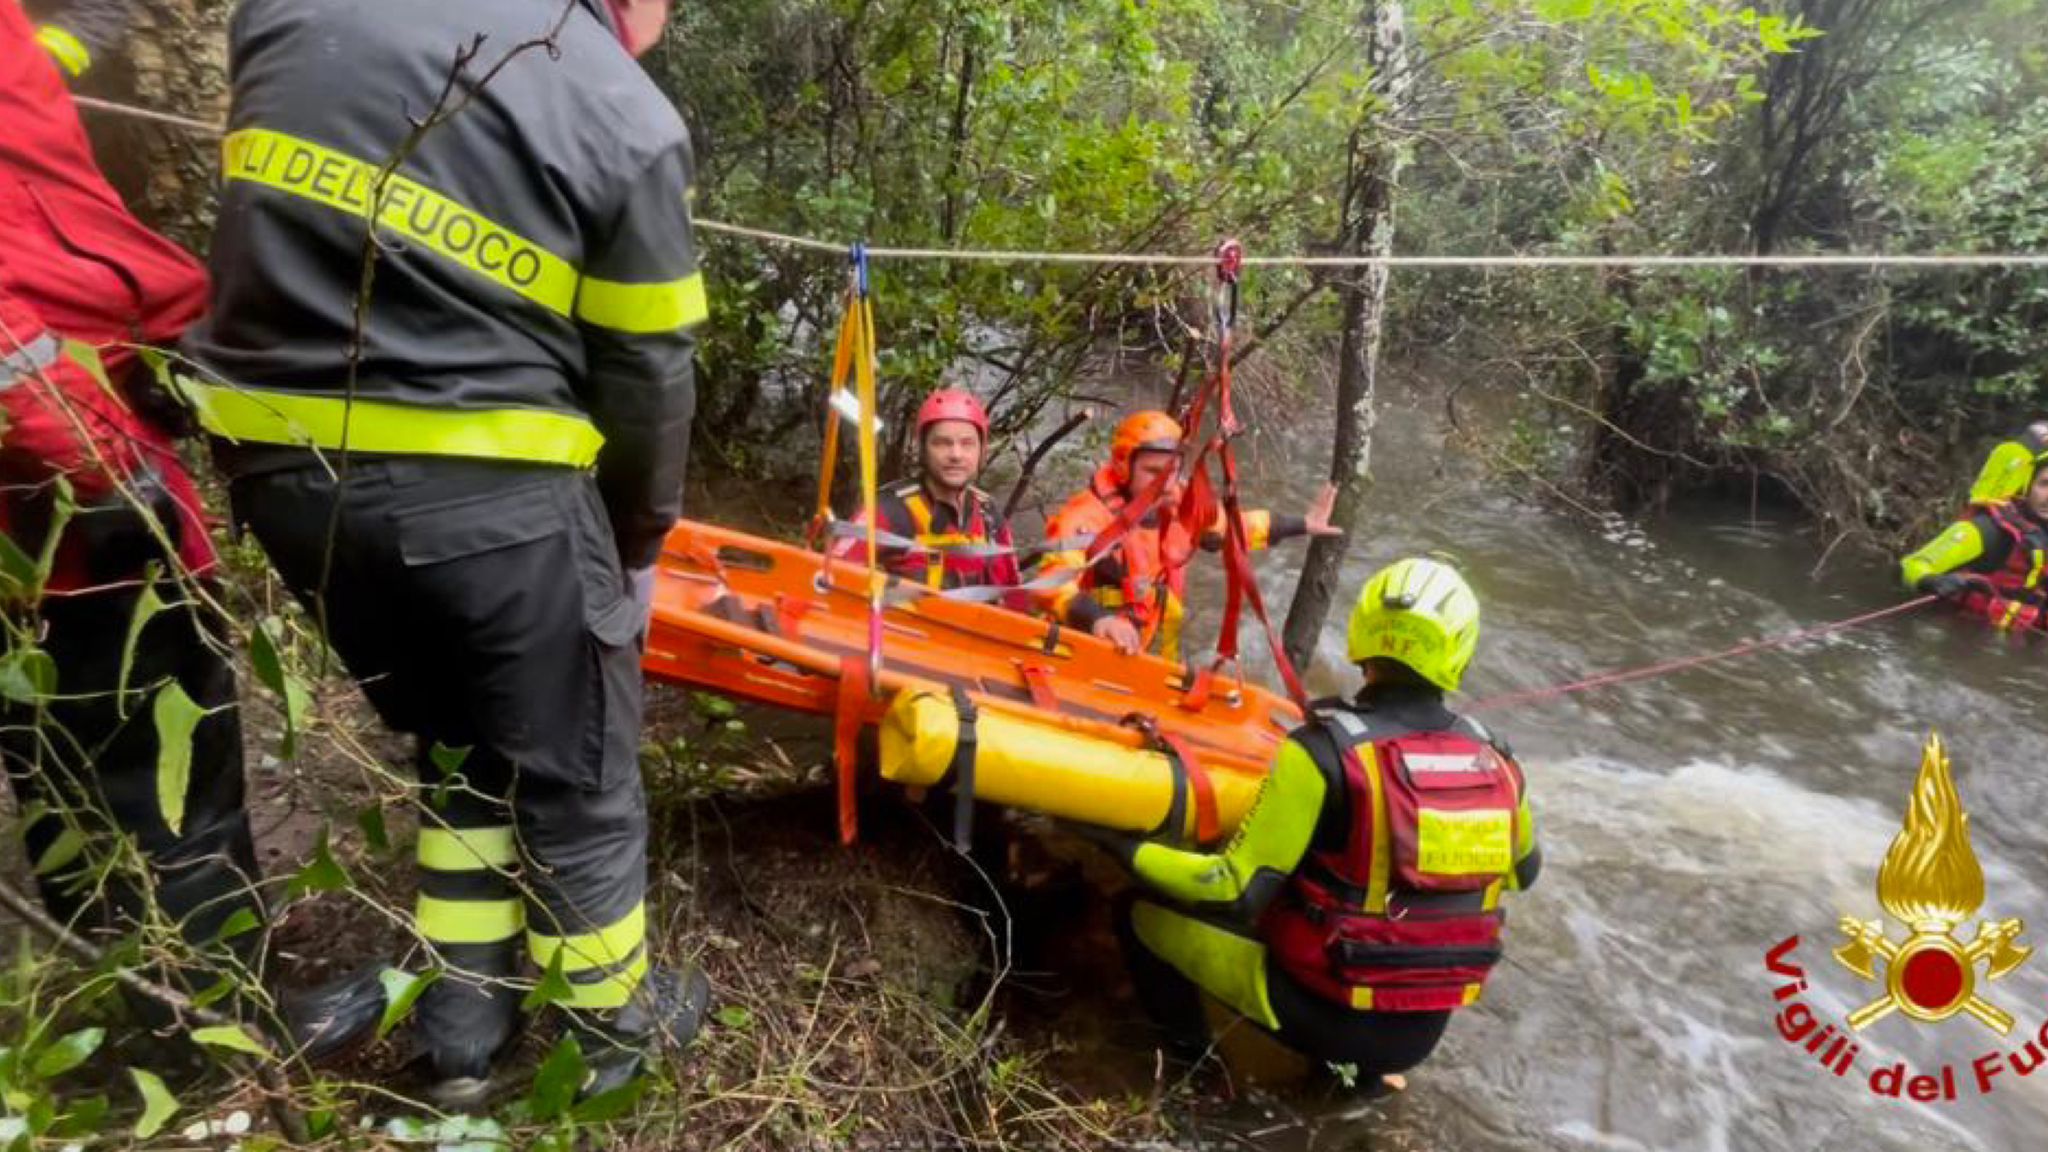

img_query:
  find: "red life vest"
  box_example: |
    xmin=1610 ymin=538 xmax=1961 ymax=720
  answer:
xmin=878 ymin=480 xmax=1021 ymax=591
xmin=1958 ymin=503 xmax=2048 ymax=630
xmin=1263 ymin=708 xmax=1524 ymax=1013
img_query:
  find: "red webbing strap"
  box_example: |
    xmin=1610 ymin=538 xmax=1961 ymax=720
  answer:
xmin=774 ymin=593 xmax=813 ymax=641
xmin=1082 ymin=462 xmax=1177 ymax=570
xmin=1204 ymin=319 xmax=1310 ymax=709
xmin=1157 ymin=729 xmax=1220 ymax=846
xmin=1019 ymin=662 xmax=1059 ymax=712
xmin=833 ymin=654 xmax=874 ymax=845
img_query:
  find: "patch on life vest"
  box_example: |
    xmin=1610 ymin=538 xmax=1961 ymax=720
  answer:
xmin=1403 ymin=751 xmax=1493 ymax=779
xmin=1416 ymin=808 xmax=1513 ymax=876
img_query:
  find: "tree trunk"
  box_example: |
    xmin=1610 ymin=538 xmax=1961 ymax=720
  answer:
xmin=77 ymin=0 xmax=231 ymax=248
xmin=1280 ymin=1 xmax=1407 ymax=676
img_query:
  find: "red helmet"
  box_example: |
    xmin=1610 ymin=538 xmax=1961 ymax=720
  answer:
xmin=1108 ymin=410 xmax=1184 ymax=487
xmin=917 ymin=389 xmax=989 ymax=442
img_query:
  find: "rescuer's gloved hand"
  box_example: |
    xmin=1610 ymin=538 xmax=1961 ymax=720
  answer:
xmin=1091 ymin=615 xmax=1142 ymax=655
xmin=1916 ymin=572 xmax=1975 ymax=601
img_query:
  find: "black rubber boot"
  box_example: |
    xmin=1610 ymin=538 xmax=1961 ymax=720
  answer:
xmin=565 ymin=964 xmax=711 ymax=1102
xmin=282 ymin=963 xmax=389 ymax=1063
xmin=412 ymin=951 xmax=523 ymax=1110
xmin=283 ymin=955 xmax=523 ymax=1111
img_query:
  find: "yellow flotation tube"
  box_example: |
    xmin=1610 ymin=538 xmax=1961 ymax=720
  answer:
xmin=876 ymin=690 xmax=1266 ymax=842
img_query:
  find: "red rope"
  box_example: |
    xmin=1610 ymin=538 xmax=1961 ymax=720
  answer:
xmin=1465 ymin=596 xmax=1937 ymax=714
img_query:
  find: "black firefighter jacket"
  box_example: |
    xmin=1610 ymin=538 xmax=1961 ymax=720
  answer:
xmin=183 ymin=0 xmax=704 ymax=569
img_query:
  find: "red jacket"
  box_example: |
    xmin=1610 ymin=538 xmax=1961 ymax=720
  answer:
xmin=0 ymin=1 xmax=214 ymax=591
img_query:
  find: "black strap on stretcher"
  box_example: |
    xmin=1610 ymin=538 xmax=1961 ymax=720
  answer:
xmin=948 ymin=686 xmax=979 ymax=852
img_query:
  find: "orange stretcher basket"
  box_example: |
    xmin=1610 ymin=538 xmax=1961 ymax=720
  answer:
xmin=643 ymin=520 xmax=1301 ymax=844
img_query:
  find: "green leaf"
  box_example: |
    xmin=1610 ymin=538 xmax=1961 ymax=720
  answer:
xmin=249 ymin=618 xmax=286 ymax=696
xmin=152 ymin=681 xmax=203 ymax=836
xmin=191 ymin=975 xmax=237 ymax=1010
xmin=529 ymin=1035 xmax=585 ymax=1122
xmin=0 ymin=532 xmax=36 ymax=599
xmin=47 ymin=1093 xmax=107 ymax=1139
xmin=31 ymin=1027 xmax=103 ymax=1078
xmin=130 ymin=1068 xmax=179 ymax=1139
xmin=376 ymin=967 xmax=440 ymax=1041
xmin=116 ymin=575 xmax=166 ymax=718
xmin=0 ymin=646 xmax=57 ymax=705
xmin=569 ymin=1076 xmax=646 ymax=1123
xmin=520 ymin=949 xmax=573 ymax=1013
xmin=59 ymin=340 xmax=113 ymax=397
xmin=713 ymin=1005 xmax=754 ymax=1031
xmin=357 ymin=804 xmax=391 ymax=855
xmin=213 ymin=907 xmax=262 ymax=944
xmin=31 ymin=476 xmax=73 ymax=588
xmin=281 ymin=674 xmax=311 ymax=757
xmin=428 ymin=742 xmax=471 ymax=778
xmin=190 ymin=1024 xmax=269 ymax=1058
xmin=287 ymin=826 xmax=352 ymax=898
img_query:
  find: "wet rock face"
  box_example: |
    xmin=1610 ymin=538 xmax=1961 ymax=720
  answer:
xmin=73 ymin=0 xmax=231 ymax=248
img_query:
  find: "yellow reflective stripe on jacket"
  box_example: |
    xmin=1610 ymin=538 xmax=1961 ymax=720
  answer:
xmin=416 ymin=894 xmax=524 ymax=945
xmin=223 ymin=128 xmax=706 ymax=335
xmin=1346 ymin=736 xmax=1394 ymax=913
xmin=36 ymin=25 xmax=90 ymax=77
xmin=529 ymin=902 xmax=645 ymax=975
xmin=576 ymin=271 xmax=709 ymax=334
xmin=223 ymin=129 xmax=579 ymax=315
xmin=179 ymin=379 xmax=604 ymax=467
xmin=903 ymin=494 xmax=942 ymax=588
xmin=1350 ymin=982 xmax=1482 ymax=1011
xmin=417 ymin=826 xmax=519 ymax=872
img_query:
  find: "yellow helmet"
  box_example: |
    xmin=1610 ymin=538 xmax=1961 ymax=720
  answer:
xmin=1345 ymin=557 xmax=1481 ymax=692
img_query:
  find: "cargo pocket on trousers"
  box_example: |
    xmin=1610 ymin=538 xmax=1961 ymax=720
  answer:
xmin=396 ymin=481 xmax=567 ymax=566
xmin=573 ymin=484 xmax=645 ymax=794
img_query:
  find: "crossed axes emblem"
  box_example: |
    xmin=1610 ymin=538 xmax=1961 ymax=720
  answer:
xmin=1835 ymin=916 xmax=2031 ymax=1034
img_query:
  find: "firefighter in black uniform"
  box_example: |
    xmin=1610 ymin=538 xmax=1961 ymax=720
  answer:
xmin=183 ymin=0 xmax=706 ymax=1104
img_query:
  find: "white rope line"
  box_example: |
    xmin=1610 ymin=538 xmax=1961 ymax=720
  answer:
xmin=695 ymin=218 xmax=2048 ymax=270
xmin=72 ymin=93 xmax=2048 ymax=272
xmin=71 ymin=94 xmax=227 ymax=134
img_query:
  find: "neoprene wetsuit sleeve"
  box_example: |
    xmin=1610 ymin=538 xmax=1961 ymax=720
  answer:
xmin=1509 ymin=762 xmax=1541 ymax=891
xmin=1899 ymin=513 xmax=2004 ymax=589
xmin=580 ymin=140 xmax=704 ymax=570
xmin=1129 ymin=737 xmax=1326 ymax=921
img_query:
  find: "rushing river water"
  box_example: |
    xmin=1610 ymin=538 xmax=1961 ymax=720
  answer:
xmin=1008 ymin=372 xmax=2048 ymax=1152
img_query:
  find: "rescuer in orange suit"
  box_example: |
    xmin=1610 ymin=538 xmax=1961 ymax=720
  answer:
xmin=1040 ymin=410 xmax=1340 ymax=658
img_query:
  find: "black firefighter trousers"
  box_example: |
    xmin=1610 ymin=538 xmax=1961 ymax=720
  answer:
xmin=0 ymin=581 xmax=263 ymax=1002
xmin=230 ymin=457 xmax=650 ymax=1076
